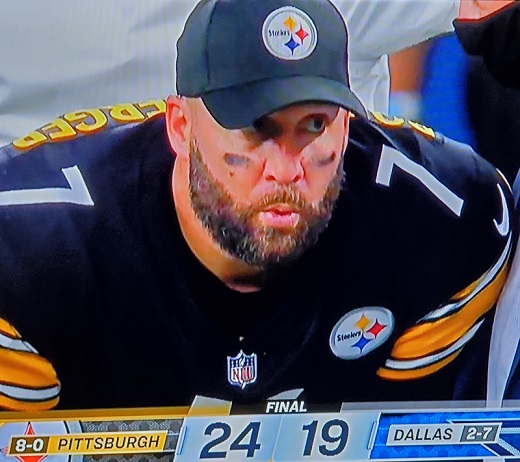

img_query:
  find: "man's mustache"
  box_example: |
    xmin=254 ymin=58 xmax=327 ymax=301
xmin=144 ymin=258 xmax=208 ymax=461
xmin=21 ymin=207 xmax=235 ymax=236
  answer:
xmin=250 ymin=188 xmax=309 ymax=213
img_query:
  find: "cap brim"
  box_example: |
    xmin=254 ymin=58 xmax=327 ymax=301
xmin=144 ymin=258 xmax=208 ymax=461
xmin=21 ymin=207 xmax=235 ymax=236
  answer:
xmin=201 ymin=76 xmax=368 ymax=129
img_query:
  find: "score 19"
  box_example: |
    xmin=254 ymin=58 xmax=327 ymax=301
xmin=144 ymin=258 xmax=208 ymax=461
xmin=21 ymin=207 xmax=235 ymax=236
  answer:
xmin=301 ymin=419 xmax=349 ymax=456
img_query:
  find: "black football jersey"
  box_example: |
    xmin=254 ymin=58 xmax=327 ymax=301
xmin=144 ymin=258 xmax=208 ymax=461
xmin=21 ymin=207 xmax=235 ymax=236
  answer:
xmin=0 ymin=102 xmax=513 ymax=411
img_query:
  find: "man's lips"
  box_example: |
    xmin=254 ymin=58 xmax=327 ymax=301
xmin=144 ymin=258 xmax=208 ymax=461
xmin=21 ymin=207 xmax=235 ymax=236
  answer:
xmin=263 ymin=204 xmax=298 ymax=213
xmin=258 ymin=204 xmax=300 ymax=227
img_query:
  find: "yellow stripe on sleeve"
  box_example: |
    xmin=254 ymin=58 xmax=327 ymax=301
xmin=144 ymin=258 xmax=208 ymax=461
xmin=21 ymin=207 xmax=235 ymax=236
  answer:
xmin=391 ymin=260 xmax=508 ymax=361
xmin=0 ymin=348 xmax=60 ymax=389
xmin=377 ymin=350 xmax=462 ymax=381
xmin=0 ymin=318 xmax=21 ymax=338
xmin=0 ymin=394 xmax=59 ymax=412
xmin=0 ymin=317 xmax=60 ymax=410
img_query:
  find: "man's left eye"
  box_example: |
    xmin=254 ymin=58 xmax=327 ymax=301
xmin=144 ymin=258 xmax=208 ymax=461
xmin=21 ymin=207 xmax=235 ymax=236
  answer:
xmin=305 ymin=118 xmax=326 ymax=133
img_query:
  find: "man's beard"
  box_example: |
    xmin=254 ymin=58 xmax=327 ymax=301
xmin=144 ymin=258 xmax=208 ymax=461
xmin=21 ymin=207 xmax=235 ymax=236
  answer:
xmin=189 ymin=143 xmax=344 ymax=268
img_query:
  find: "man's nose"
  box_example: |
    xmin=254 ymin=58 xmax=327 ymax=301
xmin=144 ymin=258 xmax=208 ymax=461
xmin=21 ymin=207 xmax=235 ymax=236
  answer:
xmin=262 ymin=143 xmax=304 ymax=184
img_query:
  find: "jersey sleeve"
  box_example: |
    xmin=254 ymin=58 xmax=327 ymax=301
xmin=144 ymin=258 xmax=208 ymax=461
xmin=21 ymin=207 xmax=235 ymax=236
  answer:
xmin=0 ymin=145 xmax=67 ymax=411
xmin=0 ymin=116 xmax=98 ymax=412
xmin=378 ymin=231 xmax=511 ymax=380
xmin=0 ymin=318 xmax=60 ymax=411
xmin=365 ymin=116 xmax=515 ymax=381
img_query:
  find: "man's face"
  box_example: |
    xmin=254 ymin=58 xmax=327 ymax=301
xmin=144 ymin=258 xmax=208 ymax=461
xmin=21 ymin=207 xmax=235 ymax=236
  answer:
xmin=187 ymin=101 xmax=349 ymax=267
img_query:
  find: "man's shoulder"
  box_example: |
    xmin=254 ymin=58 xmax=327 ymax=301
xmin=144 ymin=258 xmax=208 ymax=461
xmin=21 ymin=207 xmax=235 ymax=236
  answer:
xmin=0 ymin=99 xmax=170 ymax=199
xmin=346 ymin=111 xmax=507 ymax=213
xmin=4 ymin=100 xmax=167 ymax=153
xmin=318 ymin=113 xmax=515 ymax=390
xmin=336 ymin=112 xmax=514 ymax=304
xmin=0 ymin=100 xmax=172 ymax=265
xmin=0 ymin=100 xmax=168 ymax=182
xmin=3 ymin=101 xmax=168 ymax=168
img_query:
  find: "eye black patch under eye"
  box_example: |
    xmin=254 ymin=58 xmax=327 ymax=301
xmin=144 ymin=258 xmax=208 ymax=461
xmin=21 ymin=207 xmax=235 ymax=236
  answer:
xmin=317 ymin=152 xmax=336 ymax=167
xmin=224 ymin=153 xmax=251 ymax=167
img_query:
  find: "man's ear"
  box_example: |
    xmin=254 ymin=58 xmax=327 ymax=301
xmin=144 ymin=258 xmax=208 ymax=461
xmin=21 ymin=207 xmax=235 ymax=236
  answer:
xmin=166 ymin=95 xmax=191 ymax=159
xmin=342 ymin=110 xmax=351 ymax=153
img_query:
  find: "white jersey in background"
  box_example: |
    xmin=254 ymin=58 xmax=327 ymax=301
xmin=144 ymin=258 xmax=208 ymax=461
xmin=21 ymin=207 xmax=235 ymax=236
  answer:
xmin=0 ymin=0 xmax=460 ymax=147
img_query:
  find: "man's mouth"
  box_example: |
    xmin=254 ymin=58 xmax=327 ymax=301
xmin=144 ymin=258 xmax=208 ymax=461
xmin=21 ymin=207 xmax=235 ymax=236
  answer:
xmin=258 ymin=205 xmax=300 ymax=228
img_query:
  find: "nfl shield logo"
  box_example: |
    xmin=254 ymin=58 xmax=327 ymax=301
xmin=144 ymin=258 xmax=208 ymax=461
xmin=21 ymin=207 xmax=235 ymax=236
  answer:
xmin=227 ymin=350 xmax=257 ymax=389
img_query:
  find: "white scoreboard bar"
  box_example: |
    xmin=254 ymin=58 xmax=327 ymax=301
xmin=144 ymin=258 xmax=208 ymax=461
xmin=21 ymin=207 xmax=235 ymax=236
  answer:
xmin=1 ymin=406 xmax=520 ymax=460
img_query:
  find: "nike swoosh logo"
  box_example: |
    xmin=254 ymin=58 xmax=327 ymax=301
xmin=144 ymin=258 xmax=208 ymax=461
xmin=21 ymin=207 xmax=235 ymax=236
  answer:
xmin=0 ymin=166 xmax=94 ymax=206
xmin=494 ymin=183 xmax=509 ymax=237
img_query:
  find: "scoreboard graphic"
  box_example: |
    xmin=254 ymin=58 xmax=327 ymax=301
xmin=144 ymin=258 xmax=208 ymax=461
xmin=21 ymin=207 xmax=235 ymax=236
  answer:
xmin=2 ymin=404 xmax=520 ymax=461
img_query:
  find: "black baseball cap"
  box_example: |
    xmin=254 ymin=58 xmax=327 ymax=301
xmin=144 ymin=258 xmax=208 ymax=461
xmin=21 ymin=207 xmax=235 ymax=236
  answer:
xmin=176 ymin=0 xmax=367 ymax=129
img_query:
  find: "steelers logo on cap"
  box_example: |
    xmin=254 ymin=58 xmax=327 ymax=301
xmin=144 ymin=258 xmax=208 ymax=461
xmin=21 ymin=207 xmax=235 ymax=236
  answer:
xmin=262 ymin=6 xmax=318 ymax=61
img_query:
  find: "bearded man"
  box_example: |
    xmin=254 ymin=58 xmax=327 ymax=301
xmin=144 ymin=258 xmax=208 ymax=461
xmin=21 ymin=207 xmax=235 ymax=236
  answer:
xmin=0 ymin=0 xmax=513 ymax=411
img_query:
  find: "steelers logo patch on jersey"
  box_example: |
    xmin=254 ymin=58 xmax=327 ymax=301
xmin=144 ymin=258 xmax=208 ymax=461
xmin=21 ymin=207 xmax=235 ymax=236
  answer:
xmin=262 ymin=6 xmax=318 ymax=60
xmin=330 ymin=307 xmax=395 ymax=360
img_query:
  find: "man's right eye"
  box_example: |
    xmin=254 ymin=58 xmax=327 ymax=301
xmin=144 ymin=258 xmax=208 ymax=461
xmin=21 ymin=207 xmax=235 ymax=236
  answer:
xmin=243 ymin=118 xmax=266 ymax=135
xmin=244 ymin=117 xmax=279 ymax=139
xmin=252 ymin=118 xmax=267 ymax=132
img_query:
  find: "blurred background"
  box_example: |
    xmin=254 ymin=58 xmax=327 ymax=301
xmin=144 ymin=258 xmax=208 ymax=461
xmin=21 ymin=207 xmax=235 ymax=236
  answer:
xmin=389 ymin=36 xmax=520 ymax=183
xmin=1 ymin=1 xmax=518 ymax=182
